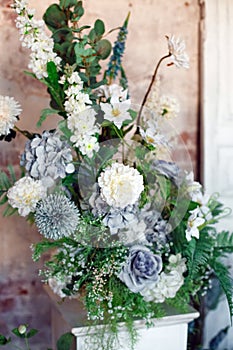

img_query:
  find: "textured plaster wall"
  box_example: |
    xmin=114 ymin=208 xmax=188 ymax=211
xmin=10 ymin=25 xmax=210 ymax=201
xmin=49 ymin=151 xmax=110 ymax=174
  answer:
xmin=0 ymin=0 xmax=200 ymax=348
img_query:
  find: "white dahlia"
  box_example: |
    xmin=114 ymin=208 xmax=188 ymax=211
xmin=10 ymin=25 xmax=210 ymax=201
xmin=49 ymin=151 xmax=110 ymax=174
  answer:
xmin=7 ymin=176 xmax=47 ymax=217
xmin=0 ymin=96 xmax=21 ymax=136
xmin=98 ymin=163 xmax=144 ymax=208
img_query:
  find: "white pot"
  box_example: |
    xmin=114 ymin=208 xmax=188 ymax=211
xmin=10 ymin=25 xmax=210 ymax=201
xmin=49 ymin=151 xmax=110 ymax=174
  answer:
xmin=45 ymin=286 xmax=199 ymax=350
xmin=71 ymin=306 xmax=199 ymax=350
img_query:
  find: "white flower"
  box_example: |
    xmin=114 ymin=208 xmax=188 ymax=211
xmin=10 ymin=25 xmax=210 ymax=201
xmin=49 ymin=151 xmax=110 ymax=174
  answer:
xmin=78 ymin=135 xmax=100 ymax=158
xmin=48 ymin=277 xmax=69 ymax=298
xmin=98 ymin=163 xmax=144 ymax=208
xmin=185 ymin=171 xmax=202 ymax=197
xmin=140 ymin=121 xmax=169 ymax=148
xmin=157 ymin=95 xmax=180 ymax=119
xmin=67 ymin=71 xmax=83 ymax=85
xmin=140 ymin=254 xmax=186 ymax=303
xmin=13 ymin=1 xmax=61 ymax=79
xmin=185 ymin=208 xmax=205 ymax=241
xmin=7 ymin=176 xmax=47 ymax=217
xmin=141 ymin=269 xmax=184 ymax=303
xmin=0 ymin=96 xmax=22 ymax=136
xmin=100 ymin=96 xmax=131 ymax=128
xmin=68 ymin=108 xmax=98 ymax=135
xmin=166 ymin=35 xmax=189 ymax=69
xmin=96 ymin=84 xmax=128 ymax=101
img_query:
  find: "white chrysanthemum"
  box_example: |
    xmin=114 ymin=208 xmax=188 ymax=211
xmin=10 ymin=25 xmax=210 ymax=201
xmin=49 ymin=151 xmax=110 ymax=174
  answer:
xmin=166 ymin=35 xmax=189 ymax=69
xmin=98 ymin=163 xmax=144 ymax=208
xmin=0 ymin=95 xmax=21 ymax=136
xmin=7 ymin=176 xmax=46 ymax=217
xmin=100 ymin=95 xmax=131 ymax=128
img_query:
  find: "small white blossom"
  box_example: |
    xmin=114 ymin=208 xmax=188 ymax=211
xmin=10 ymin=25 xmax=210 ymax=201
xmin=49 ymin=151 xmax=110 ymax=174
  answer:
xmin=13 ymin=0 xmax=61 ymax=79
xmin=100 ymin=96 xmax=131 ymax=129
xmin=185 ymin=171 xmax=202 ymax=197
xmin=140 ymin=120 xmax=169 ymax=148
xmin=157 ymin=95 xmax=180 ymax=119
xmin=78 ymin=135 xmax=100 ymax=158
xmin=98 ymin=163 xmax=144 ymax=208
xmin=7 ymin=176 xmax=46 ymax=217
xmin=0 ymin=95 xmax=22 ymax=136
xmin=185 ymin=208 xmax=205 ymax=241
xmin=48 ymin=277 xmax=69 ymax=298
xmin=166 ymin=35 xmax=189 ymax=69
xmin=96 ymin=84 xmax=128 ymax=101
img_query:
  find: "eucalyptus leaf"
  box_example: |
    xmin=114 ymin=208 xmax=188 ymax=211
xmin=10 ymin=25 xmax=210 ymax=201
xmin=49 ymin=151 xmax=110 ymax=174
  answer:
xmin=94 ymin=19 xmax=105 ymax=36
xmin=60 ymin=0 xmax=77 ymax=8
xmin=73 ymin=1 xmax=84 ymax=20
xmin=43 ymin=4 xmax=67 ymax=32
xmin=95 ymin=39 xmax=112 ymax=59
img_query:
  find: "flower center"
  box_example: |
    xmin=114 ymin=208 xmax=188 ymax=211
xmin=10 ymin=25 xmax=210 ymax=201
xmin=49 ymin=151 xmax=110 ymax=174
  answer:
xmin=111 ymin=108 xmax=121 ymax=117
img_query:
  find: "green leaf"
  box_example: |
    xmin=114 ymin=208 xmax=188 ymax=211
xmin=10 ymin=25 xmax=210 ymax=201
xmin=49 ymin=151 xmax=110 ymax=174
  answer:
xmin=72 ymin=25 xmax=91 ymax=33
xmin=0 ymin=334 xmax=10 ymax=345
xmin=58 ymin=120 xmax=73 ymax=139
xmin=47 ymin=61 xmax=60 ymax=91
xmin=43 ymin=4 xmax=67 ymax=32
xmin=37 ymin=108 xmax=59 ymax=128
xmin=73 ymin=1 xmax=84 ymax=21
xmin=11 ymin=328 xmax=25 ymax=338
xmin=94 ymin=19 xmax=105 ymax=36
xmin=60 ymin=0 xmax=77 ymax=8
xmin=95 ymin=39 xmax=112 ymax=60
xmin=57 ymin=332 xmax=74 ymax=350
xmin=26 ymin=329 xmax=38 ymax=338
xmin=210 ymin=259 xmax=233 ymax=320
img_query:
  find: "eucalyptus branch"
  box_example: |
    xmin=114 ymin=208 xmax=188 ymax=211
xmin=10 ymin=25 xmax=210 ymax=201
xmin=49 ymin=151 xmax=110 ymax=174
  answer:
xmin=136 ymin=53 xmax=171 ymax=130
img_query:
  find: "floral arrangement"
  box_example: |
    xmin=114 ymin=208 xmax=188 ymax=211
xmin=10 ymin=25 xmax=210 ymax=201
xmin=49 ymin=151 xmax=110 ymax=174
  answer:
xmin=1 ymin=1 xmax=233 ymax=349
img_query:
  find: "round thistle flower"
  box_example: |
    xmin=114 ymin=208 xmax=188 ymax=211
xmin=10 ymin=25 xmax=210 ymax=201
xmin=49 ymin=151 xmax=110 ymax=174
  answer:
xmin=0 ymin=95 xmax=21 ymax=137
xmin=7 ymin=176 xmax=46 ymax=217
xmin=98 ymin=163 xmax=144 ymax=209
xmin=35 ymin=194 xmax=80 ymax=240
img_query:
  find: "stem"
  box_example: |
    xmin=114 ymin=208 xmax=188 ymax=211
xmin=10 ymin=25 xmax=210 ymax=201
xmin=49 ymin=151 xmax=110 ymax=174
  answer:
xmin=136 ymin=53 xmax=171 ymax=129
xmin=25 ymin=336 xmax=30 ymax=350
xmin=14 ymin=126 xmax=34 ymax=139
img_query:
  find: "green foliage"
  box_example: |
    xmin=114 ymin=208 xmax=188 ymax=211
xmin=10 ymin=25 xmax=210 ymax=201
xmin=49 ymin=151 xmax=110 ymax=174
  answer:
xmin=56 ymin=332 xmax=74 ymax=350
xmin=214 ymin=230 xmax=233 ymax=254
xmin=37 ymin=108 xmax=59 ymax=128
xmin=210 ymin=259 xmax=233 ymax=319
xmin=0 ymin=166 xmax=18 ymax=216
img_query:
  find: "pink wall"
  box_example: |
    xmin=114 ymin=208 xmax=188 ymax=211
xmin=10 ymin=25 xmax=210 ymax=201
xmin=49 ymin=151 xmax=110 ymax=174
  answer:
xmin=0 ymin=0 xmax=200 ymax=347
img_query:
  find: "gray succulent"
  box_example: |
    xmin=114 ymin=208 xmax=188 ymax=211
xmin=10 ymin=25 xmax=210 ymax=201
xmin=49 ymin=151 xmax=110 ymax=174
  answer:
xmin=119 ymin=245 xmax=162 ymax=293
xmin=20 ymin=131 xmax=74 ymax=188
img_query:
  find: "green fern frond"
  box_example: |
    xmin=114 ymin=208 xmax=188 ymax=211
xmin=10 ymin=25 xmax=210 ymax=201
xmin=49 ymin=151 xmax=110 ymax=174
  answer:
xmin=210 ymin=259 xmax=233 ymax=320
xmin=214 ymin=231 xmax=233 ymax=254
xmin=185 ymin=230 xmax=215 ymax=279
